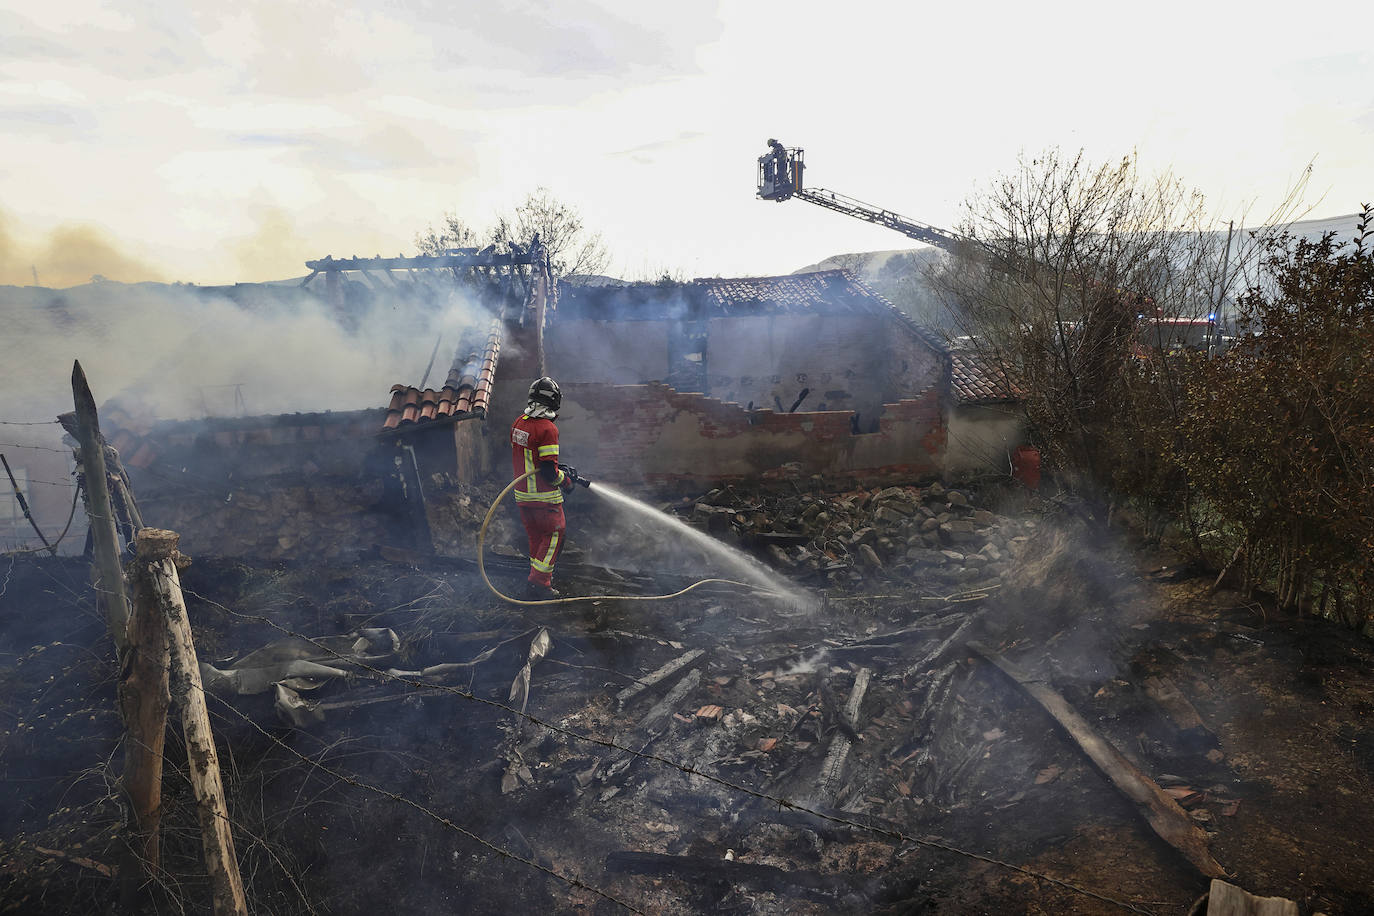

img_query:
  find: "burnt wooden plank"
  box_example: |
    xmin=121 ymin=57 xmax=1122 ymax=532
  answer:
xmin=1143 ymin=676 xmax=1207 ymax=733
xmin=968 ymin=640 xmax=1226 ymax=878
xmin=616 ymin=649 xmax=705 ymax=710
xmin=811 ymin=667 xmax=871 ymax=808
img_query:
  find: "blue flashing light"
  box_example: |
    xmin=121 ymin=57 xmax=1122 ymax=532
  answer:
xmin=1207 ymin=313 xmax=1217 ymax=321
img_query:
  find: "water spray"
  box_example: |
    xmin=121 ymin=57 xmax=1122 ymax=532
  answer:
xmin=477 ymin=470 xmax=813 ymax=607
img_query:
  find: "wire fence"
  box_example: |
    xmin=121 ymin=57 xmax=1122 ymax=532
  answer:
xmin=0 ymin=442 xmax=69 ymax=452
xmin=182 ymin=587 xmax=1161 ymax=915
xmin=1 ymin=499 xmax=1162 ymax=914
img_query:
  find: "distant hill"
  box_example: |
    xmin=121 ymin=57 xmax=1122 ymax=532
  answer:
xmin=791 ymin=247 xmax=943 ymax=278
xmin=795 ymin=212 xmax=1367 ymax=280
xmin=1280 ymin=211 xmax=1367 ymax=243
xmin=793 ymin=211 xmax=1368 ymax=334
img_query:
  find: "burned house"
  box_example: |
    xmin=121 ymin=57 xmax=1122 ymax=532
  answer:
xmin=77 ymin=262 xmax=1023 ymax=562
xmin=77 ymin=248 xmax=548 ymax=562
xmin=486 ymin=269 xmax=952 ymax=492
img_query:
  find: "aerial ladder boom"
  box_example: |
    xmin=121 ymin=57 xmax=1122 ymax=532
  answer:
xmin=756 ymin=139 xmax=967 ymax=252
xmin=757 ymin=139 xmax=1221 ymax=353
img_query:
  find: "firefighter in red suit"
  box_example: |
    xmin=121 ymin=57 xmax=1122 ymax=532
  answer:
xmin=510 ymin=377 xmax=578 ymax=599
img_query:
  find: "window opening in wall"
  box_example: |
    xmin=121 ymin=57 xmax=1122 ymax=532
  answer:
xmin=667 ymin=321 xmax=707 ymax=393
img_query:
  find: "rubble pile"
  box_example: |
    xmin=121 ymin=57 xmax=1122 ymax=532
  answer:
xmin=141 ymin=475 xmax=396 ymax=560
xmin=9 ymin=473 xmax=1374 ymax=914
xmin=683 ymin=481 xmax=1036 ymax=588
xmin=425 ymin=476 xmax=509 ymax=555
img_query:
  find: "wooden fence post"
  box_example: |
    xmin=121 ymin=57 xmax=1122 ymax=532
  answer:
xmin=66 ymin=360 xmax=130 ymax=652
xmin=141 ymin=528 xmax=248 ymax=916
xmin=117 ymin=531 xmax=173 ymax=895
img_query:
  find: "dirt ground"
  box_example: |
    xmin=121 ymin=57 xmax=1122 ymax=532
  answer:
xmin=1 ymin=492 xmax=1372 ymax=915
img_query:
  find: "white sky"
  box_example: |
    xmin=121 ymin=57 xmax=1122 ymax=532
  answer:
xmin=0 ymin=0 xmax=1370 ymax=287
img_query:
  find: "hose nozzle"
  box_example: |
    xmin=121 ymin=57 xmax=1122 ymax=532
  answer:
xmin=559 ymin=464 xmax=592 ymax=489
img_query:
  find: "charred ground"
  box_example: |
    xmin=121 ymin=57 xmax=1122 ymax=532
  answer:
xmin=1 ymin=482 xmax=1372 ymax=915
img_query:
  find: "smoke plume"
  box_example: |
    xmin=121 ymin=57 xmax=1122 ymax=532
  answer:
xmin=0 ymin=209 xmax=164 ymax=288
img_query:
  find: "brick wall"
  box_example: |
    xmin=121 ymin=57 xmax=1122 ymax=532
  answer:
xmin=555 ymin=381 xmax=944 ymax=493
xmin=114 ymin=410 xmax=415 ymax=560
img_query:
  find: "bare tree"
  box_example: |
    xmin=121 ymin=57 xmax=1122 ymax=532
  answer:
xmin=416 ymin=189 xmax=609 ymax=283
xmin=511 ymin=188 xmax=609 ymax=280
xmin=929 ymin=149 xmax=1298 ymax=513
xmin=414 ymin=215 xmax=481 ymax=257
xmin=829 ymin=251 xmax=871 ymax=277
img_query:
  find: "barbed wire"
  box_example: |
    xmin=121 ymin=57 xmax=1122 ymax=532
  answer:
xmin=200 ymin=690 xmax=647 ymax=913
xmin=11 ymin=476 xmax=78 ymax=488
xmin=0 ymin=442 xmax=70 ymax=452
xmin=0 ymin=419 xmax=59 ymax=426
xmin=183 ymin=587 xmax=1161 ymax=915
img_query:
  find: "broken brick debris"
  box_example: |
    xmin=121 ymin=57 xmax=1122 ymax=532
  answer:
xmin=682 ymin=481 xmax=1021 ymax=590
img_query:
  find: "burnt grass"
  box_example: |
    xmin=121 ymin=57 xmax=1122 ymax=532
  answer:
xmin=1 ymin=495 xmax=1373 ymax=915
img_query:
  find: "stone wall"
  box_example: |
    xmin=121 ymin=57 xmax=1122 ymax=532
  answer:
xmin=554 ymin=382 xmax=944 ymax=494
xmin=121 ymin=410 xmax=424 ymax=560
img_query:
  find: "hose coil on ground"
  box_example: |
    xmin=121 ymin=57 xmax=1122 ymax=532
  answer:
xmin=477 ymin=471 xmax=781 ymax=606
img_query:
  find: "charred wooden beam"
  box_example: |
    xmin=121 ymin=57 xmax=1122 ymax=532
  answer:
xmin=595 ymin=669 xmax=702 ymax=787
xmin=615 ymin=649 xmax=705 ymax=710
xmin=1143 ymin=676 xmax=1210 ymax=737
xmin=811 ymin=667 xmax=870 ymax=808
xmin=968 ymin=640 xmax=1226 ymax=878
xmin=901 ymin=615 xmax=975 ymax=682
xmin=639 ymin=669 xmax=702 ymax=733
xmin=304 ymin=252 xmax=539 ymax=272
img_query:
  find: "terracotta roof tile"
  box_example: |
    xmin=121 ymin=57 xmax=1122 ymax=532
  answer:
xmin=950 ymin=350 xmax=1024 ymax=404
xmin=554 ymin=271 xmax=946 ymax=358
xmin=382 ymin=316 xmax=503 ymax=431
xmin=697 ymin=270 xmax=879 ymax=314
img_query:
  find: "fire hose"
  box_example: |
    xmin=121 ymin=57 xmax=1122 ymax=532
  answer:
xmin=477 ymin=470 xmax=786 ymax=606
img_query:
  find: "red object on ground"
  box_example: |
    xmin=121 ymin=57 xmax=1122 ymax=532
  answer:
xmin=1012 ymin=445 xmax=1041 ymax=490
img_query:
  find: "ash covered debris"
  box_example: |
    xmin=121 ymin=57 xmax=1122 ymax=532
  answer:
xmin=4 ymin=468 xmax=1374 ymax=914
xmin=672 ymin=477 xmax=1028 ymax=591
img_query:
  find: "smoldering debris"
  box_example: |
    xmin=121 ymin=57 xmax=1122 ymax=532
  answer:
xmin=663 ymin=480 xmax=1025 ymax=592
xmin=5 ymin=479 xmax=1374 ymax=914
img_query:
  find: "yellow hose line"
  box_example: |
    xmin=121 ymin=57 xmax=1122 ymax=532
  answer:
xmin=477 ymin=470 xmax=786 ymax=606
